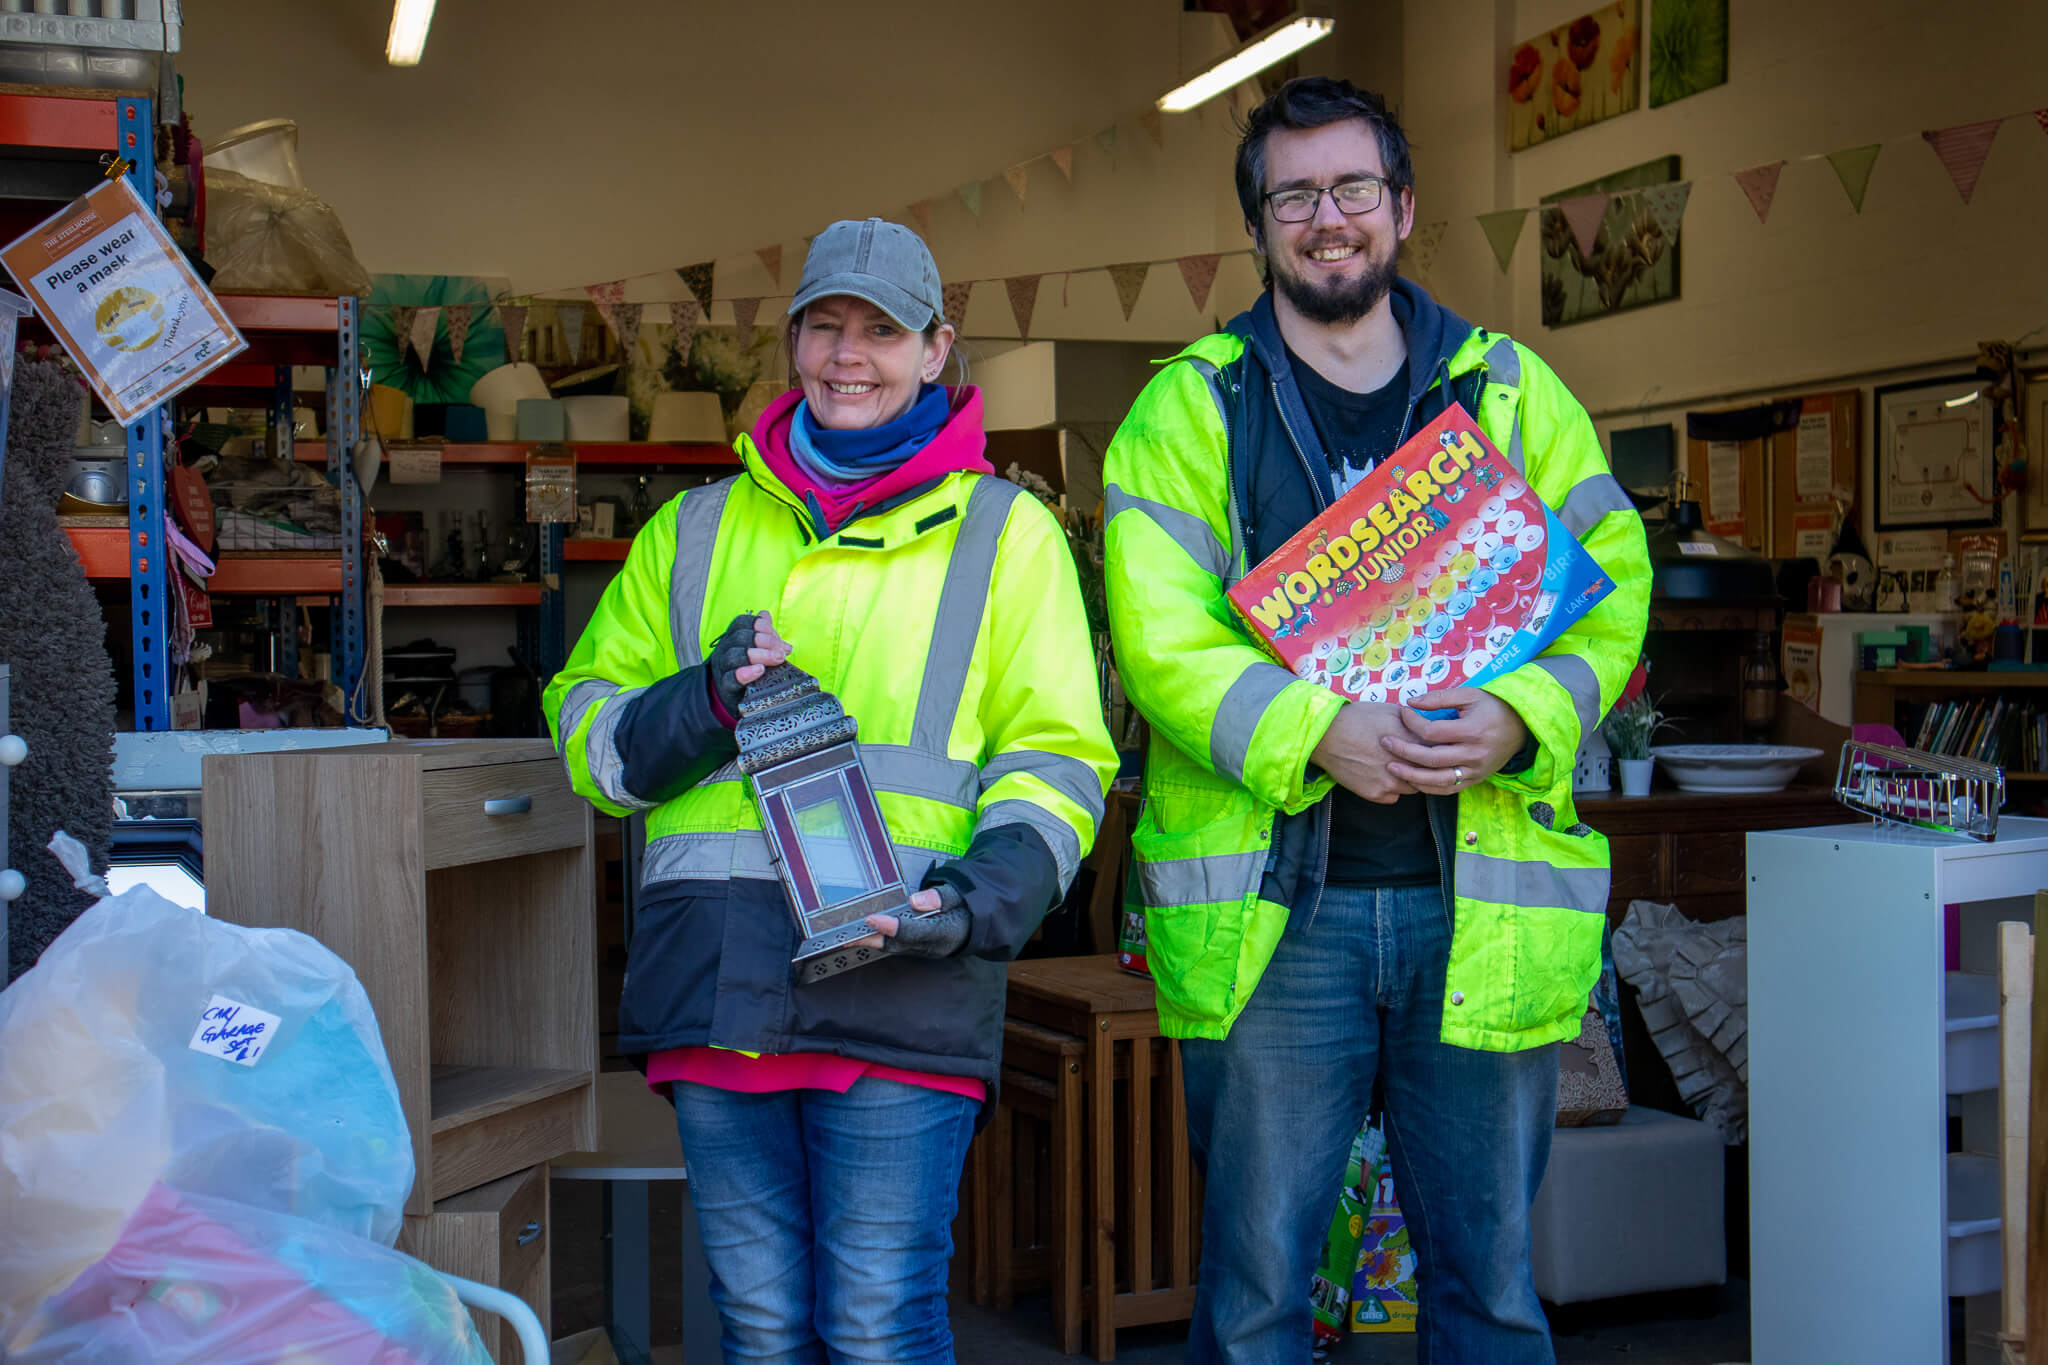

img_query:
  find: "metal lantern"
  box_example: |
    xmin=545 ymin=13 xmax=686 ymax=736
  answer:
xmin=735 ymin=662 xmax=921 ymax=982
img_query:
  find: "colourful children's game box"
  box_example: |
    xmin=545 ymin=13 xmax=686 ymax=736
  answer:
xmin=1224 ymin=403 xmax=1613 ymax=711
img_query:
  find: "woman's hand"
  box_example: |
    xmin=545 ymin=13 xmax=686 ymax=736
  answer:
xmin=852 ymin=884 xmax=970 ymax=958
xmin=708 ymin=611 xmax=793 ymax=715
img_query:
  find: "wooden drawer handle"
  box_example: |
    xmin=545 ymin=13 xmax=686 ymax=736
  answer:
xmin=483 ymin=796 xmax=532 ymax=817
xmin=516 ymin=1220 xmax=543 ymax=1247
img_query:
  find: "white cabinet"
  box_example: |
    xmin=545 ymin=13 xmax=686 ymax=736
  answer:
xmin=1748 ymin=818 xmax=2046 ymax=1364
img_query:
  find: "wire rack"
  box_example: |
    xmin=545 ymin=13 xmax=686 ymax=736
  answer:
xmin=1833 ymin=741 xmax=2004 ymax=841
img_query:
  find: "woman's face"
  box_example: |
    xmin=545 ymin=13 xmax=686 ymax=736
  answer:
xmin=792 ymin=295 xmax=954 ymax=430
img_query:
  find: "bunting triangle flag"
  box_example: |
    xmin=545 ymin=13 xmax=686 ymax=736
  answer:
xmin=1050 ymin=145 xmax=1074 ymax=182
xmin=907 ymin=199 xmax=933 ymax=238
xmin=1825 ymin=144 xmax=1881 ymax=213
xmin=1108 ymin=262 xmax=1149 ymax=320
xmin=1004 ymin=164 xmax=1029 ymax=206
xmin=1094 ymin=125 xmax=1117 ymax=161
xmin=1005 ymin=274 xmax=1040 ymax=340
xmin=942 ymin=280 xmax=973 ymax=328
xmin=1139 ymin=108 xmax=1164 ymax=149
xmin=2036 ymin=108 xmax=2048 ymax=135
xmin=1641 ymin=181 xmax=1693 ymax=244
xmin=1557 ymin=193 xmax=1610 ymax=257
xmin=1406 ymin=221 xmax=1448 ymax=279
xmin=676 ymin=261 xmax=716 ymax=312
xmin=611 ymin=302 xmax=642 ymax=358
xmin=756 ymin=245 xmax=783 ymax=287
xmin=1733 ymin=162 xmax=1785 ymax=223
xmin=496 ymin=303 xmax=528 ymax=360
xmin=557 ymin=300 xmax=587 ymax=364
xmin=445 ymin=305 xmax=473 ymax=365
xmin=667 ymin=299 xmax=701 ymax=358
xmin=388 ymin=305 xmax=418 ymax=363
xmin=957 ymin=181 xmax=984 ymax=219
xmin=411 ymin=305 xmax=440 ymax=367
xmin=730 ymin=297 xmax=761 ymax=348
xmin=585 ymin=280 xmax=626 ymax=339
xmin=1177 ymin=254 xmax=1221 ymax=313
xmin=1475 ymin=209 xmax=1529 ymax=274
xmin=1923 ymin=118 xmax=2002 ymax=204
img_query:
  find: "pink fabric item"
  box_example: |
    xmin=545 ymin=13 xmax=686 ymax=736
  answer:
xmin=748 ymin=386 xmax=994 ymax=531
xmin=647 ymin=1046 xmax=986 ymax=1103
xmin=707 ymin=671 xmax=736 ymax=729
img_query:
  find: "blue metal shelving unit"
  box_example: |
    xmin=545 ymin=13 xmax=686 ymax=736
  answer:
xmin=115 ymin=94 xmax=172 ymax=731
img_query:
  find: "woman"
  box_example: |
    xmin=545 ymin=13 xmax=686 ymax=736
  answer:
xmin=545 ymin=218 xmax=1117 ymax=1364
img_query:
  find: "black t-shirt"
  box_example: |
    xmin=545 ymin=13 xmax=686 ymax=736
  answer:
xmin=1287 ymin=348 xmax=1439 ymax=887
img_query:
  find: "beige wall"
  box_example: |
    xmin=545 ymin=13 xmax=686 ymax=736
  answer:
xmin=179 ymin=0 xmax=1291 ymax=341
xmin=1402 ymin=0 xmax=2047 ymax=425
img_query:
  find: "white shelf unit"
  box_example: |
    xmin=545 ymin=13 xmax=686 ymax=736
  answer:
xmin=1747 ymin=818 xmax=2047 ymax=1365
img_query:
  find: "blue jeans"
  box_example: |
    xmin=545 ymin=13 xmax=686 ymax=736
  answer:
xmin=1182 ymin=882 xmax=1559 ymax=1365
xmin=671 ymin=1078 xmax=978 ymax=1364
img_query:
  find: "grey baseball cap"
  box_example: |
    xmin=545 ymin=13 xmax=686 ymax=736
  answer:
xmin=787 ymin=218 xmax=944 ymax=331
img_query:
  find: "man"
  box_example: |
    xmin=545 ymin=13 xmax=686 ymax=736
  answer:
xmin=1102 ymin=78 xmax=1648 ymax=1363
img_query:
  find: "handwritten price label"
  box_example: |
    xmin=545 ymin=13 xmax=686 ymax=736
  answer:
xmin=187 ymin=993 xmax=280 ymax=1067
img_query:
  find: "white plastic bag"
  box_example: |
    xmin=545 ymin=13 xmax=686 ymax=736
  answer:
xmin=0 ymin=885 xmax=485 ymax=1361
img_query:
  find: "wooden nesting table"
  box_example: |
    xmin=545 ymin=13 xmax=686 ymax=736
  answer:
xmin=1001 ymin=954 xmax=1200 ymax=1360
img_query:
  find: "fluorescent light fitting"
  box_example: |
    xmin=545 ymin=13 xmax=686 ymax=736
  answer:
xmin=1944 ymin=390 xmax=1981 ymax=408
xmin=387 ymin=0 xmax=437 ymax=66
xmin=1157 ymin=13 xmax=1334 ymax=113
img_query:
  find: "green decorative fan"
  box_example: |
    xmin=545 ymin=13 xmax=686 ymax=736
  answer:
xmin=364 ymin=274 xmax=510 ymax=405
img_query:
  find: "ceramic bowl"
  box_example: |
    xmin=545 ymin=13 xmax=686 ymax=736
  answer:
xmin=1649 ymin=744 xmax=1824 ymax=794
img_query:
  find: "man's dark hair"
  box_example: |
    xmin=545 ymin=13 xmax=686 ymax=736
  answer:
xmin=1233 ymin=77 xmax=1414 ymax=232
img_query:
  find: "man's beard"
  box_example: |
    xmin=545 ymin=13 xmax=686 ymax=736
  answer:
xmin=1271 ymin=238 xmax=1400 ymax=325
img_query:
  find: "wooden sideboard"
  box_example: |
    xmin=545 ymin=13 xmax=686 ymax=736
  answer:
xmin=1580 ymin=784 xmax=1859 ymax=926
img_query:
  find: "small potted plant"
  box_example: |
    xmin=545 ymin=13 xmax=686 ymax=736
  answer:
xmin=1601 ymin=691 xmax=1671 ymax=796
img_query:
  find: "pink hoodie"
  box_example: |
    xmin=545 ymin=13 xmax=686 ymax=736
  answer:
xmin=747 ymin=385 xmax=995 ymax=532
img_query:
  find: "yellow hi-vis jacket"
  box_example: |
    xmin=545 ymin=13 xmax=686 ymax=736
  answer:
xmin=1105 ymin=311 xmax=1649 ymax=1052
xmin=542 ymin=435 xmax=1117 ymax=1069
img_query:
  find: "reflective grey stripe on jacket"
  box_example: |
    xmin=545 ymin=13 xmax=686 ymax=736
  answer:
xmin=560 ymin=678 xmax=657 ymax=810
xmin=980 ymin=750 xmax=1107 ymax=828
xmin=1559 ymin=473 xmax=1635 ymax=539
xmin=1455 ymin=850 xmax=1608 ymax=915
xmin=1534 ymin=651 xmax=1605 ymax=741
xmin=1185 ymin=355 xmax=1248 ymax=582
xmin=1104 ymin=483 xmax=1229 ymax=580
xmin=1210 ymin=662 xmax=1295 ymax=787
xmin=1483 ymin=337 xmax=1526 ymax=471
xmin=669 ymin=478 xmax=735 ymax=667
xmin=1136 ymin=847 xmax=1265 ymax=909
xmin=643 ymin=827 xmax=943 ymax=892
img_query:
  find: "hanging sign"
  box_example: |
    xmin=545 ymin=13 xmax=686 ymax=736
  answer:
xmin=0 ymin=176 xmax=244 ymax=427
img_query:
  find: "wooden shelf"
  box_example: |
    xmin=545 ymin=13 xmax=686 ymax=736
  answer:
xmin=429 ymin=1064 xmax=590 ymax=1134
xmin=1858 ymin=670 xmax=2048 ymax=690
xmin=65 ymin=526 xmax=344 ymax=593
xmin=563 ymin=538 xmax=631 ymax=561
xmin=383 ymin=582 xmax=541 ymax=607
xmin=294 ymin=441 xmax=737 ymax=469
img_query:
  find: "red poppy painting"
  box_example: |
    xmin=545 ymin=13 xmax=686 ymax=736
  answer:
xmin=1507 ymin=0 xmax=1640 ymax=151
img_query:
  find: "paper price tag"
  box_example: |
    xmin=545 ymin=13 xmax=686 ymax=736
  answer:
xmin=387 ymin=444 xmax=443 ymax=484
xmin=188 ymin=993 xmax=280 ymax=1067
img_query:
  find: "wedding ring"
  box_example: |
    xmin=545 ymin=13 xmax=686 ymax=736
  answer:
xmin=1453 ymin=766 xmax=1465 ymax=784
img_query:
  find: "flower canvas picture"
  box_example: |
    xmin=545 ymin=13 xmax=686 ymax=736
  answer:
xmin=1507 ymin=0 xmax=1640 ymax=152
xmin=1538 ymin=155 xmax=1681 ymax=328
xmin=1649 ymin=0 xmax=1728 ymax=107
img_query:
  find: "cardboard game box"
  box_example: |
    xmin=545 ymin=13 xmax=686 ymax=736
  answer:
xmin=1224 ymin=404 xmax=1612 ymax=709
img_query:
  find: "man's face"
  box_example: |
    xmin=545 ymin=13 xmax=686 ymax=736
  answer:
xmin=1256 ymin=120 xmax=1414 ymax=325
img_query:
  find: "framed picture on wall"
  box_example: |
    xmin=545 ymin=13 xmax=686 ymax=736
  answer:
xmin=2024 ymin=370 xmax=2048 ymax=540
xmin=1874 ymin=375 xmax=1996 ymax=530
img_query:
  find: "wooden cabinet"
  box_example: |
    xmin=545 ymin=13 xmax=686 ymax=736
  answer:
xmin=1581 ymin=785 xmax=1853 ymax=925
xmin=397 ymin=1164 xmax=551 ymax=1362
xmin=204 ymin=738 xmax=598 ymax=1215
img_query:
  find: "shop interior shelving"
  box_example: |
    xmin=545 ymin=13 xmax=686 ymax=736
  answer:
xmin=1854 ymin=667 xmax=2048 ymax=782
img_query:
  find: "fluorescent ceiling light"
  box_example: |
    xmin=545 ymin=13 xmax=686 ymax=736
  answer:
xmin=387 ymin=0 xmax=437 ymax=66
xmin=1945 ymin=390 xmax=1981 ymax=408
xmin=1158 ymin=13 xmax=1334 ymax=113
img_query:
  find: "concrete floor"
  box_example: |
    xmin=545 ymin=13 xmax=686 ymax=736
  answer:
xmin=548 ymin=1178 xmax=1751 ymax=1364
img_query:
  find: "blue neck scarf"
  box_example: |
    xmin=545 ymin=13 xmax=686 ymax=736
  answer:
xmin=789 ymin=383 xmax=950 ymax=489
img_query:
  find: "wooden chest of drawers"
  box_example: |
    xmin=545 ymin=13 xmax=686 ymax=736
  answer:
xmin=204 ymin=738 xmax=598 ymax=1215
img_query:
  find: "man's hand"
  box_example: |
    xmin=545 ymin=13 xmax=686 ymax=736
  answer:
xmin=1381 ymin=687 xmax=1531 ymax=796
xmin=1311 ymin=702 xmax=1422 ymax=804
xmin=851 ymin=885 xmax=969 ymax=956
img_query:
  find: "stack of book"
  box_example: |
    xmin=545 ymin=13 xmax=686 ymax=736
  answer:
xmin=1909 ymin=695 xmax=2042 ymax=769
